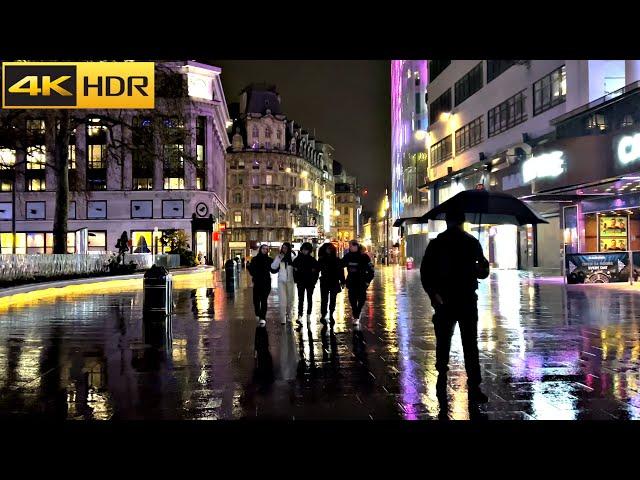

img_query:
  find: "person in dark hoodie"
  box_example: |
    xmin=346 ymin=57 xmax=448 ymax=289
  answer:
xmin=420 ymin=208 xmax=490 ymax=405
xmin=341 ymin=239 xmax=374 ymax=327
xmin=292 ymin=242 xmax=319 ymax=324
xmin=247 ymin=244 xmax=273 ymax=327
xmin=318 ymin=242 xmax=345 ymax=324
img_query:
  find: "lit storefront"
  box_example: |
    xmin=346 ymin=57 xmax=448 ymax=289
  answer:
xmin=524 ymin=90 xmax=640 ymax=282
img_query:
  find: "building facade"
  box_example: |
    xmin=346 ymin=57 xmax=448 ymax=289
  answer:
xmin=332 ymin=160 xmax=361 ymax=251
xmin=0 ymin=61 xmax=231 ymax=268
xmin=225 ymin=84 xmax=334 ymax=259
xmin=391 ymin=60 xmax=430 ymax=265
xmin=395 ymin=60 xmax=639 ymax=273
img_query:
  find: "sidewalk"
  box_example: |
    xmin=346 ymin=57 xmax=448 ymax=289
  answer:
xmin=0 ymin=265 xmax=215 ymax=304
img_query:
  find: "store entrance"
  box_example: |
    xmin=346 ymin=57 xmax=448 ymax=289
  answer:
xmin=468 ymin=224 xmax=518 ymax=269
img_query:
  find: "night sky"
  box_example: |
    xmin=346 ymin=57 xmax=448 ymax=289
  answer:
xmin=211 ymin=60 xmax=390 ymax=211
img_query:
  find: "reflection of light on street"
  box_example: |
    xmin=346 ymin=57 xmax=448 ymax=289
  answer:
xmin=391 ymin=266 xmax=419 ymax=419
xmin=172 ymin=338 xmax=188 ymax=364
xmin=382 ymin=268 xmax=397 ymax=334
xmin=531 ymin=382 xmax=577 ymax=420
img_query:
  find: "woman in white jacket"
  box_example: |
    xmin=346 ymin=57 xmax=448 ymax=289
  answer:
xmin=271 ymin=242 xmax=297 ymax=324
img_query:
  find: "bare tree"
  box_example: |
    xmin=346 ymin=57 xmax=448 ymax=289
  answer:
xmin=0 ymin=63 xmax=200 ymax=254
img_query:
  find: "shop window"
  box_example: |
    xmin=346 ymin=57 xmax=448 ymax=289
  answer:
xmin=25 ymin=232 xmax=45 ymax=254
xmin=88 ymin=231 xmax=106 ymax=252
xmin=131 ymin=231 xmax=152 ymax=253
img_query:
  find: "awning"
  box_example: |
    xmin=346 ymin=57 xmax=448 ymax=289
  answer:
xmin=393 ymin=216 xmax=425 ymax=227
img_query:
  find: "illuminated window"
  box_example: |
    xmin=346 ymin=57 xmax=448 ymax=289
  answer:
xmin=0 ymin=233 xmax=16 ymax=254
xmin=0 ymin=148 xmax=15 ymax=167
xmin=196 ymin=116 xmax=206 ymax=190
xmin=87 ymin=120 xmax=107 ymax=191
xmin=88 ymin=231 xmax=107 ymax=252
xmin=26 ymin=232 xmax=45 ymax=254
xmin=27 ymin=177 xmax=46 ymax=192
xmin=234 ymin=211 xmax=242 ymax=223
xmin=163 ymin=177 xmax=185 ymax=190
xmin=0 ymin=180 xmax=12 ymax=191
xmin=27 ymin=119 xmax=45 ymax=135
xmin=26 ymin=147 xmax=46 ymax=170
xmin=586 ymin=113 xmax=607 ymax=132
xmin=265 ymin=174 xmax=273 ymax=185
xmin=131 ymin=231 xmax=152 ymax=253
xmin=133 ymin=177 xmax=153 ymax=190
xmin=68 ymin=145 xmax=76 ymax=170
xmin=533 ymin=65 xmax=566 ymax=116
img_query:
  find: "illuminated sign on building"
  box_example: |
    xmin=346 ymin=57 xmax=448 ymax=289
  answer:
xmin=617 ymin=133 xmax=640 ymax=165
xmin=298 ymin=190 xmax=312 ymax=204
xmin=293 ymin=226 xmax=318 ymax=237
xmin=522 ymin=151 xmax=565 ymax=183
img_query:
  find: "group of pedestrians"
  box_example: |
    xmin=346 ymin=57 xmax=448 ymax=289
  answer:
xmin=247 ymin=239 xmax=374 ymax=329
xmin=246 ymin=209 xmax=490 ymax=405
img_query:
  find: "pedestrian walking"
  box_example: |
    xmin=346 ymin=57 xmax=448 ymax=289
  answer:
xmin=420 ymin=208 xmax=490 ymax=405
xmin=318 ymin=242 xmax=345 ymax=325
xmin=271 ymin=242 xmax=297 ymax=324
xmin=292 ymin=241 xmax=319 ymax=324
xmin=342 ymin=239 xmax=374 ymax=327
xmin=247 ymin=244 xmax=273 ymax=327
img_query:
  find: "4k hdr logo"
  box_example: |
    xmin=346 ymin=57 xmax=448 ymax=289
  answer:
xmin=1 ymin=62 xmax=155 ymax=109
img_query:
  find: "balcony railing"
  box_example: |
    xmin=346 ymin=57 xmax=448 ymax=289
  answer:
xmin=551 ymin=80 xmax=640 ymax=125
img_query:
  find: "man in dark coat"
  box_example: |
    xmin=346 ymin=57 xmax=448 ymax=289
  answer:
xmin=292 ymin=242 xmax=319 ymax=322
xmin=318 ymin=242 xmax=345 ymax=324
xmin=247 ymin=244 xmax=274 ymax=326
xmin=420 ymin=209 xmax=490 ymax=404
xmin=342 ymin=240 xmax=374 ymax=326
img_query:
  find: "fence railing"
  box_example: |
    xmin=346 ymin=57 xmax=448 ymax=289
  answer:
xmin=0 ymin=253 xmax=112 ymax=283
xmin=0 ymin=253 xmax=182 ymax=283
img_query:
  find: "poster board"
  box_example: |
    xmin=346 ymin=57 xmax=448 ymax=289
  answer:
xmin=599 ymin=215 xmax=628 ymax=252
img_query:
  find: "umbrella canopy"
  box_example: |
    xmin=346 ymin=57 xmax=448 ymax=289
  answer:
xmin=420 ymin=189 xmax=548 ymax=226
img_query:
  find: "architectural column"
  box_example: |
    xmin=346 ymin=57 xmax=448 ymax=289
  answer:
xmin=626 ymin=60 xmax=640 ymax=85
xmin=75 ymin=125 xmax=87 ymax=196
xmin=184 ymin=114 xmax=197 ymax=190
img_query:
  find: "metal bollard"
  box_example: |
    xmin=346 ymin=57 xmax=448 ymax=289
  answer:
xmin=143 ymin=264 xmax=173 ymax=316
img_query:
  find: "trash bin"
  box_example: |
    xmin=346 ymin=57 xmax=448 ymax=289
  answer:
xmin=406 ymin=257 xmax=414 ymax=270
xmin=143 ymin=264 xmax=173 ymax=315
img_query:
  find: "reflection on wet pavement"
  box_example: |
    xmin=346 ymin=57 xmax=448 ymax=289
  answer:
xmin=0 ymin=267 xmax=639 ymax=420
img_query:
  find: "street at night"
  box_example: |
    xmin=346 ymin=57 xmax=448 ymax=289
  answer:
xmin=1 ymin=267 xmax=639 ymax=420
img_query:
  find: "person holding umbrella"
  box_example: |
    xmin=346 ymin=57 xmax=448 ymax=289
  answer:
xmin=420 ymin=208 xmax=490 ymax=405
xmin=419 ymin=186 xmax=547 ymax=405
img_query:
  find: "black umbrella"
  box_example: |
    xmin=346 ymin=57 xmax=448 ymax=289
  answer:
xmin=420 ymin=189 xmax=548 ymax=226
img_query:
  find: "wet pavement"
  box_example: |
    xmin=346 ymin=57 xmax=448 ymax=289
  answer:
xmin=0 ymin=266 xmax=639 ymax=420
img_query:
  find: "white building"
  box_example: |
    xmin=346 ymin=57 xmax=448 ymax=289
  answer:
xmin=420 ymin=60 xmax=639 ymax=272
xmin=0 ymin=61 xmax=231 ymax=268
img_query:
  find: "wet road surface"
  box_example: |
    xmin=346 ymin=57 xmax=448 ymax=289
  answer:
xmin=0 ymin=267 xmax=639 ymax=420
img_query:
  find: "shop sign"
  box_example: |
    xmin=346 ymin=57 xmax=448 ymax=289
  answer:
xmin=617 ymin=133 xmax=640 ymax=165
xmin=293 ymin=226 xmax=318 ymax=237
xmin=522 ymin=151 xmax=565 ymax=183
xmin=229 ymin=241 xmax=246 ymax=248
xmin=565 ymin=252 xmax=630 ymax=284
